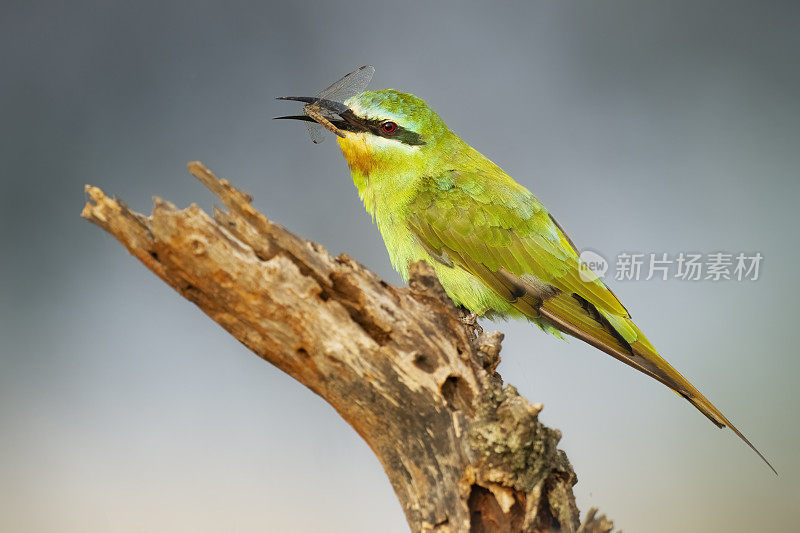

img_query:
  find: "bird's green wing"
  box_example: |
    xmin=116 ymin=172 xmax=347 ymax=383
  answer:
xmin=406 ymin=169 xmax=628 ymax=317
xmin=405 ymin=169 xmax=776 ymax=473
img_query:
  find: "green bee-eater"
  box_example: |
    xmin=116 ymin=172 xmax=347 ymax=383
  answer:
xmin=277 ymin=67 xmax=775 ymax=474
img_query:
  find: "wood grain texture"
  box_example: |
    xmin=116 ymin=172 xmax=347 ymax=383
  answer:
xmin=81 ymin=162 xmax=614 ymax=533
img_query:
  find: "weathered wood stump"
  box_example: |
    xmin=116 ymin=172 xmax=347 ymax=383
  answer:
xmin=81 ymin=162 xmax=614 ymax=533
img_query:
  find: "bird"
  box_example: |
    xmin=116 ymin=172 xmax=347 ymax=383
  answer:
xmin=277 ymin=69 xmax=776 ymax=475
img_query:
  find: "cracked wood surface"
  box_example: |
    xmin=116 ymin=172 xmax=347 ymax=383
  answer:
xmin=81 ymin=161 xmax=614 ymax=533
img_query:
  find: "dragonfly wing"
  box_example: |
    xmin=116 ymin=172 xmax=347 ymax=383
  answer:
xmin=302 ymin=65 xmax=375 ymax=143
xmin=305 ymin=122 xmax=327 ymax=144
xmin=315 ymin=65 xmax=375 ymax=104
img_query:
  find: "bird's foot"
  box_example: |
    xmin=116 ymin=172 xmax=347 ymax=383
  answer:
xmin=459 ymin=311 xmax=484 ymax=336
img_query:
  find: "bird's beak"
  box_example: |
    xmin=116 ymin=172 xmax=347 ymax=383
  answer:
xmin=275 ymin=96 xmax=365 ymax=137
xmin=275 ymin=96 xmax=349 ymax=115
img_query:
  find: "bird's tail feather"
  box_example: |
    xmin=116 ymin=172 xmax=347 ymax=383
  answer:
xmin=534 ymin=293 xmax=777 ymax=475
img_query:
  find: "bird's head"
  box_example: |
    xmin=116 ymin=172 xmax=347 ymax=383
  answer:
xmin=279 ymin=89 xmax=454 ymax=177
xmin=336 ymin=90 xmax=450 ymax=175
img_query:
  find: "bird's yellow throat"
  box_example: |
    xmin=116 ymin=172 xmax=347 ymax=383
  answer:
xmin=337 ymin=133 xmax=378 ymax=177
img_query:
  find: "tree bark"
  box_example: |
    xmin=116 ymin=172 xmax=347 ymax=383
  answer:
xmin=81 ymin=162 xmax=614 ymax=533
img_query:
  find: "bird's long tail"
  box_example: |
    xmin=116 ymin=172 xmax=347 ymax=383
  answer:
xmin=535 ymin=292 xmax=777 ymax=475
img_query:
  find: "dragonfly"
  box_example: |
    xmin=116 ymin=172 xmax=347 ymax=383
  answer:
xmin=276 ymin=65 xmax=375 ymax=143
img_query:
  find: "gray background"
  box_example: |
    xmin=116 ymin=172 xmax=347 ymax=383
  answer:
xmin=2 ymin=1 xmax=798 ymax=531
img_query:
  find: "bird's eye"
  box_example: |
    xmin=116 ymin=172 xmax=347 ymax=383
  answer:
xmin=381 ymin=121 xmax=397 ymax=134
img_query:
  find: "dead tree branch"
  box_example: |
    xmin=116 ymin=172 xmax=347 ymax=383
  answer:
xmin=81 ymin=162 xmax=614 ymax=533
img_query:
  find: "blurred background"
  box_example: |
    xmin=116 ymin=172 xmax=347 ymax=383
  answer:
xmin=2 ymin=1 xmax=798 ymax=531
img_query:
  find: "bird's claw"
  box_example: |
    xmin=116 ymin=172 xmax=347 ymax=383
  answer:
xmin=460 ymin=312 xmax=484 ymax=336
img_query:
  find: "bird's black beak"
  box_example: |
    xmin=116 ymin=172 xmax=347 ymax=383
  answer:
xmin=275 ymin=96 xmax=366 ymax=136
xmin=275 ymin=96 xmax=349 ymax=115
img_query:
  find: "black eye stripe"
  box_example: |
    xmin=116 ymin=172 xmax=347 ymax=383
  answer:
xmin=365 ymin=119 xmax=425 ymax=146
xmin=337 ymin=110 xmax=425 ymax=146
